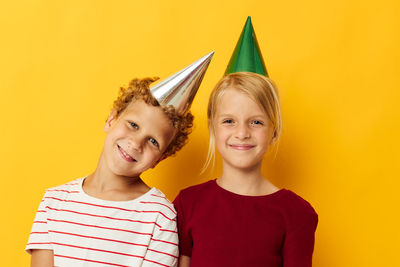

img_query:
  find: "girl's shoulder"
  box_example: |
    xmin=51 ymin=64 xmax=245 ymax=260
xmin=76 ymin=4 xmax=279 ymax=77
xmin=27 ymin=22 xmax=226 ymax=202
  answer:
xmin=275 ymin=189 xmax=318 ymax=224
xmin=278 ymin=189 xmax=316 ymax=210
xmin=176 ymin=180 xmax=216 ymax=199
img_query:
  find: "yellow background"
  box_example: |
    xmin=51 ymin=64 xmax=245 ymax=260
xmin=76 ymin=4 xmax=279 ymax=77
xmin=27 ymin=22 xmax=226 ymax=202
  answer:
xmin=1 ymin=0 xmax=399 ymax=266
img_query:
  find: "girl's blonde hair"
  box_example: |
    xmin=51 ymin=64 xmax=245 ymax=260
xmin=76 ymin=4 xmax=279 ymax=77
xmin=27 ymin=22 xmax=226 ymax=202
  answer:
xmin=202 ymin=72 xmax=282 ymax=172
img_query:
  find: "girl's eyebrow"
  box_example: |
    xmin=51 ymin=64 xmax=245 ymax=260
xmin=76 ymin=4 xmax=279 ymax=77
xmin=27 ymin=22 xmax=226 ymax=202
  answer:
xmin=217 ymin=113 xmax=235 ymax=117
xmin=249 ymin=114 xmax=267 ymax=119
xmin=218 ymin=113 xmax=266 ymax=118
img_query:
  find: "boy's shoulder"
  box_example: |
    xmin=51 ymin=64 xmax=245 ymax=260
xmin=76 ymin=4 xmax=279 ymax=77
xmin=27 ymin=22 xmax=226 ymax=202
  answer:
xmin=39 ymin=178 xmax=84 ymax=208
xmin=41 ymin=178 xmax=83 ymax=202
xmin=46 ymin=178 xmax=83 ymax=192
xmin=144 ymin=188 xmax=176 ymax=212
xmin=138 ymin=187 xmax=178 ymax=222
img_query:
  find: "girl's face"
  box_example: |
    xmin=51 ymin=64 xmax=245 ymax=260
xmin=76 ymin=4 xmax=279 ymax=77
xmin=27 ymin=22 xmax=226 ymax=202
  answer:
xmin=213 ymin=88 xmax=275 ymax=172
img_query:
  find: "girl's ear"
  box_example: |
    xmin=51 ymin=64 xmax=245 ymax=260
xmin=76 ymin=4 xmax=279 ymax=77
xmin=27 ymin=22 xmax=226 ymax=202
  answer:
xmin=104 ymin=110 xmax=118 ymax=132
xmin=269 ymin=130 xmax=278 ymax=145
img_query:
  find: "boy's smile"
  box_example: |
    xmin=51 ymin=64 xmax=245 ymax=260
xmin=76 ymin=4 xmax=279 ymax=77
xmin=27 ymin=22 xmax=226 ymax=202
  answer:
xmin=102 ymin=99 xmax=176 ymax=178
xmin=117 ymin=145 xmax=137 ymax=162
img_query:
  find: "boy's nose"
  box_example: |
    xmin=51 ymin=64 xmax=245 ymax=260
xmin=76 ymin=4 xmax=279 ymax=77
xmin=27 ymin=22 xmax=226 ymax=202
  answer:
xmin=127 ymin=135 xmax=143 ymax=153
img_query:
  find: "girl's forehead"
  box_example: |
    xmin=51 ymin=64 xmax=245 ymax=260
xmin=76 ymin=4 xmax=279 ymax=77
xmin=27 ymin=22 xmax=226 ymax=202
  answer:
xmin=217 ymin=88 xmax=256 ymax=108
xmin=216 ymin=93 xmax=265 ymax=117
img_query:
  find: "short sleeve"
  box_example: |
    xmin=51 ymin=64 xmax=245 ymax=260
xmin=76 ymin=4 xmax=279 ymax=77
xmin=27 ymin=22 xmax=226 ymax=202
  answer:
xmin=25 ymin=191 xmax=53 ymax=254
xmin=282 ymin=205 xmax=318 ymax=267
xmin=142 ymin=214 xmax=179 ymax=267
xmin=173 ymin=192 xmax=193 ymax=257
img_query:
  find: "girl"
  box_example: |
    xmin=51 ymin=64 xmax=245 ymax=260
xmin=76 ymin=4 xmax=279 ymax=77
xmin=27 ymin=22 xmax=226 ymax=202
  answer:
xmin=174 ymin=72 xmax=318 ymax=267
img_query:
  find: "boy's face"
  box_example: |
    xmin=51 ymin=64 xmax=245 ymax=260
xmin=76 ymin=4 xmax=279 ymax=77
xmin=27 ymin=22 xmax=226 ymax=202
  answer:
xmin=102 ymin=99 xmax=176 ymax=178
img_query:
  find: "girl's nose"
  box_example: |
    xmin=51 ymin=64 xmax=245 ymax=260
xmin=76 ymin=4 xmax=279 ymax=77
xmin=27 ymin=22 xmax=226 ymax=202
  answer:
xmin=234 ymin=124 xmax=250 ymax=140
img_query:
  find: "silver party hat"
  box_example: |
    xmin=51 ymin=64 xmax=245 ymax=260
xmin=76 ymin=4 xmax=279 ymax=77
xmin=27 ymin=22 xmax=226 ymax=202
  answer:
xmin=151 ymin=51 xmax=214 ymax=115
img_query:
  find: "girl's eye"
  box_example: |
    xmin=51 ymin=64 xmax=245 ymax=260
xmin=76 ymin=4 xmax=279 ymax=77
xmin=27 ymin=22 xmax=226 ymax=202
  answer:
xmin=251 ymin=120 xmax=264 ymax=126
xmin=149 ymin=138 xmax=159 ymax=148
xmin=222 ymin=119 xmax=234 ymax=124
xmin=129 ymin=122 xmax=138 ymax=129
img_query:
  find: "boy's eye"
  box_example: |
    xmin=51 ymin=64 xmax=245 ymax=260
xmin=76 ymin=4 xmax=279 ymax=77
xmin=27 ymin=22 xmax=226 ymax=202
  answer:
xmin=149 ymin=138 xmax=159 ymax=148
xmin=129 ymin=122 xmax=138 ymax=129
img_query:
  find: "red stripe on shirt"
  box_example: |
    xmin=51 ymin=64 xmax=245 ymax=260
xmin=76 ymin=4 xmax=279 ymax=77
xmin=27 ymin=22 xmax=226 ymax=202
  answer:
xmin=151 ymin=194 xmax=167 ymax=199
xmin=30 ymin=232 xmax=48 ymax=234
xmin=147 ymin=248 xmax=178 ymax=259
xmin=143 ymin=258 xmax=171 ymax=267
xmin=46 ymin=206 xmax=162 ymax=228
xmin=150 ymin=238 xmax=178 ymax=247
xmin=47 ymin=218 xmax=152 ymax=236
xmin=140 ymin=201 xmax=176 ymax=215
xmin=52 ymin=242 xmax=144 ymax=259
xmin=37 ymin=210 xmax=46 ymax=213
xmin=47 ymin=189 xmax=79 ymax=193
xmin=159 ymin=228 xmax=178 ymax=234
xmin=54 ymin=254 xmax=130 ymax=267
xmin=49 ymin=230 xmax=148 ymax=247
xmin=45 ymin=197 xmax=174 ymax=221
xmin=33 ymin=221 xmax=47 ymax=224
xmin=27 ymin=242 xmax=52 ymax=246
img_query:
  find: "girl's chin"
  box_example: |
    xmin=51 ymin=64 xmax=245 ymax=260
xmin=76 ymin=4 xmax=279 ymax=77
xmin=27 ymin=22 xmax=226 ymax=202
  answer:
xmin=225 ymin=161 xmax=261 ymax=170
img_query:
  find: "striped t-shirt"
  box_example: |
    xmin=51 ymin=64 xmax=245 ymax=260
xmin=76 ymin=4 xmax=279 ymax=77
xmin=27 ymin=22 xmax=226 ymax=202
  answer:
xmin=26 ymin=178 xmax=178 ymax=267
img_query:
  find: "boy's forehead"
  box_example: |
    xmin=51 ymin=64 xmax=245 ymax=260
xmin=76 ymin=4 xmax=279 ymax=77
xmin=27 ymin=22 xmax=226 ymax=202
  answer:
xmin=122 ymin=98 xmax=155 ymax=113
xmin=122 ymin=100 xmax=174 ymax=129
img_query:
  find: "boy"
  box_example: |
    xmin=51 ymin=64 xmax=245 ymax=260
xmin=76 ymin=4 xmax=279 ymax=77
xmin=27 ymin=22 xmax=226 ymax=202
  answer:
xmin=26 ymin=52 xmax=214 ymax=267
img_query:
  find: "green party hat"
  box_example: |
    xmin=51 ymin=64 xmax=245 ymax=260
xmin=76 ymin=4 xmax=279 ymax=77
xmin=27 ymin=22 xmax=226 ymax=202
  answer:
xmin=225 ymin=16 xmax=268 ymax=76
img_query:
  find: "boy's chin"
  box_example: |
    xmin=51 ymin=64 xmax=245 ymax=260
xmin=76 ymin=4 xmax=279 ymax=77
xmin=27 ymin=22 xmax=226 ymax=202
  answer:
xmin=108 ymin=166 xmax=142 ymax=178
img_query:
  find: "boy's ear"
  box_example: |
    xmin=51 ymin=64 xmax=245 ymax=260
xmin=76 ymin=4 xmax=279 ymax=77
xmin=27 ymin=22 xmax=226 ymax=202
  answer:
xmin=104 ymin=110 xmax=118 ymax=132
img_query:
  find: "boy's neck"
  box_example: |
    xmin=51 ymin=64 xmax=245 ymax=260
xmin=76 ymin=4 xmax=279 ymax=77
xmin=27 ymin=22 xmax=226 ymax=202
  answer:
xmin=83 ymin=153 xmax=151 ymax=201
xmin=218 ymin=162 xmax=279 ymax=196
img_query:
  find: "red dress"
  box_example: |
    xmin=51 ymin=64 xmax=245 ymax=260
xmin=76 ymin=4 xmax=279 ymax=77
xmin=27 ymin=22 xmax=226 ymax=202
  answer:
xmin=173 ymin=180 xmax=318 ymax=267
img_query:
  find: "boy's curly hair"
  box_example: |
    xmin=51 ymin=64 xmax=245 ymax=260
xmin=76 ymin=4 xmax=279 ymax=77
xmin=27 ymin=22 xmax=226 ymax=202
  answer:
xmin=112 ymin=77 xmax=194 ymax=158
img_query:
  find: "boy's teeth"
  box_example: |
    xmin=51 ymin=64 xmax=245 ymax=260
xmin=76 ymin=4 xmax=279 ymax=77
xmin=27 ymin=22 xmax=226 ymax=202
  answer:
xmin=118 ymin=145 xmax=135 ymax=161
xmin=123 ymin=150 xmax=132 ymax=159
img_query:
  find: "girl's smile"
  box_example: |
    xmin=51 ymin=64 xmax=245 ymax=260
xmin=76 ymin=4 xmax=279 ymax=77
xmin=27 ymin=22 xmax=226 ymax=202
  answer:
xmin=228 ymin=144 xmax=255 ymax=150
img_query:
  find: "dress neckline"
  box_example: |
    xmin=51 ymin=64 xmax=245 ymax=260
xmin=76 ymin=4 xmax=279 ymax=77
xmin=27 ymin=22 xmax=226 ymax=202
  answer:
xmin=211 ymin=179 xmax=286 ymax=199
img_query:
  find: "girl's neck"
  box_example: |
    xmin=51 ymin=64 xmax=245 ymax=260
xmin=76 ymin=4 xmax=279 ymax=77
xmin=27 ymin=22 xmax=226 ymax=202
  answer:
xmin=218 ymin=162 xmax=279 ymax=196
